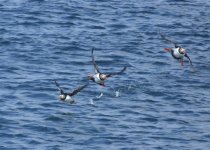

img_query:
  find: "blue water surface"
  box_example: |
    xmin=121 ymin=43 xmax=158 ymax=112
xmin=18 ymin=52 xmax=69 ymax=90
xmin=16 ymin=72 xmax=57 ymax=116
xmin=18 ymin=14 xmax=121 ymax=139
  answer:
xmin=0 ymin=0 xmax=210 ymax=149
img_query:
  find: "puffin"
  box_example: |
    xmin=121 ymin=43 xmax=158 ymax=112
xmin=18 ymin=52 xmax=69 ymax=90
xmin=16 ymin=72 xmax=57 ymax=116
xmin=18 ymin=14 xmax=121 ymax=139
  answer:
xmin=54 ymin=80 xmax=88 ymax=103
xmin=88 ymin=48 xmax=127 ymax=86
xmin=159 ymin=32 xmax=193 ymax=67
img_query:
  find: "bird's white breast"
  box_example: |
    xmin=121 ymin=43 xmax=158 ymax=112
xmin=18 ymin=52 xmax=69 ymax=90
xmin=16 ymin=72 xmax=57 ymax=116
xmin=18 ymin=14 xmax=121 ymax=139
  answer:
xmin=64 ymin=95 xmax=74 ymax=103
xmin=173 ymin=48 xmax=184 ymax=58
xmin=93 ymin=73 xmax=104 ymax=84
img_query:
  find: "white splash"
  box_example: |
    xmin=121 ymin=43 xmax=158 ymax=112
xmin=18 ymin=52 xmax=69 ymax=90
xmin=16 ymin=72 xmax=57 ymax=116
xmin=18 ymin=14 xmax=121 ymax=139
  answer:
xmin=115 ymin=90 xmax=120 ymax=97
xmin=128 ymin=84 xmax=132 ymax=90
xmin=96 ymin=93 xmax=103 ymax=99
xmin=90 ymin=99 xmax=94 ymax=105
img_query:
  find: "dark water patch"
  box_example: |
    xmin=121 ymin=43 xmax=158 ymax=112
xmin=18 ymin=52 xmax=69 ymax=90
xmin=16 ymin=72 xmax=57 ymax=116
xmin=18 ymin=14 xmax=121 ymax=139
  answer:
xmin=150 ymin=136 xmax=190 ymax=142
xmin=23 ymin=123 xmax=59 ymax=134
xmin=141 ymin=117 xmax=159 ymax=123
xmin=28 ymin=139 xmax=42 ymax=145
xmin=145 ymin=90 xmax=166 ymax=97
xmin=45 ymin=115 xmax=65 ymax=122
xmin=119 ymin=109 xmax=140 ymax=115
xmin=18 ymin=106 xmax=39 ymax=112
xmin=162 ymin=118 xmax=189 ymax=125
xmin=87 ymin=25 xmax=106 ymax=30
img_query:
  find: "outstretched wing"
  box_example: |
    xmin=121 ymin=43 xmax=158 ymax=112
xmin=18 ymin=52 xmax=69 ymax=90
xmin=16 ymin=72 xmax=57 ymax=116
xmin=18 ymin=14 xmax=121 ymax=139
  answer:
xmin=91 ymin=48 xmax=100 ymax=73
xmin=185 ymin=53 xmax=193 ymax=67
xmin=68 ymin=83 xmax=89 ymax=96
xmin=54 ymin=80 xmax=64 ymax=94
xmin=159 ymin=32 xmax=179 ymax=48
xmin=106 ymin=66 xmax=127 ymax=77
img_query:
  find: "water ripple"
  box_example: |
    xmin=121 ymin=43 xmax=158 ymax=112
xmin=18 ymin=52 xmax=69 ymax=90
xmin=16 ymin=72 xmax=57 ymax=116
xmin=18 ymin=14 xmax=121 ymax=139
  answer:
xmin=0 ymin=0 xmax=210 ymax=149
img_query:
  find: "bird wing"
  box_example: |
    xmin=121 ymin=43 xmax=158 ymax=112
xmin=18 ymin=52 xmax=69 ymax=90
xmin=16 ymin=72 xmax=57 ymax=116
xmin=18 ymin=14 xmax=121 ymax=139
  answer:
xmin=54 ymin=80 xmax=64 ymax=94
xmin=185 ymin=53 xmax=193 ymax=67
xmin=68 ymin=83 xmax=89 ymax=96
xmin=91 ymin=48 xmax=101 ymax=74
xmin=159 ymin=32 xmax=179 ymax=48
xmin=106 ymin=66 xmax=127 ymax=77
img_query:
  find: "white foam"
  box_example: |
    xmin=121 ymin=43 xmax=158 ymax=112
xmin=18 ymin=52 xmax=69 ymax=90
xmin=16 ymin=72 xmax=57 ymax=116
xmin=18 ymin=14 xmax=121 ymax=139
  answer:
xmin=115 ymin=91 xmax=120 ymax=97
xmin=90 ymin=99 xmax=94 ymax=105
xmin=96 ymin=93 xmax=103 ymax=99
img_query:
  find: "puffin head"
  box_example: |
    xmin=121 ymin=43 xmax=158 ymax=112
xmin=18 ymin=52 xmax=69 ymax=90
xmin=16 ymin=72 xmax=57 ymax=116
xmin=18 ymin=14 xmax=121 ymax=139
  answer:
xmin=179 ymin=47 xmax=186 ymax=54
xmin=100 ymin=74 xmax=108 ymax=80
xmin=59 ymin=94 xmax=66 ymax=101
xmin=88 ymin=75 xmax=94 ymax=80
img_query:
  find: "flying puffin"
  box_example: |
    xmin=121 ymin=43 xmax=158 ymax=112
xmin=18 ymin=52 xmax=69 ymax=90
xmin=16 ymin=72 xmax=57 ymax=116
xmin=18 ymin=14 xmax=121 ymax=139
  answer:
xmin=88 ymin=48 xmax=127 ymax=86
xmin=159 ymin=32 xmax=193 ymax=67
xmin=54 ymin=80 xmax=88 ymax=103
